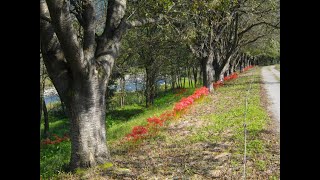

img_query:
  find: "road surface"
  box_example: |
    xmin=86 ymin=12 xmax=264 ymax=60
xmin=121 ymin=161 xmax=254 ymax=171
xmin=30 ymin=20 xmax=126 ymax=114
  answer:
xmin=261 ymin=65 xmax=280 ymax=133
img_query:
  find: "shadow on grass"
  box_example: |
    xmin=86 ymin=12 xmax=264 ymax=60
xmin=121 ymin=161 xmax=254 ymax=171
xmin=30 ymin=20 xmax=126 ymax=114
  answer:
xmin=223 ymin=80 xmax=262 ymax=86
xmin=41 ymin=118 xmax=70 ymax=140
xmin=106 ymin=107 xmax=145 ymax=124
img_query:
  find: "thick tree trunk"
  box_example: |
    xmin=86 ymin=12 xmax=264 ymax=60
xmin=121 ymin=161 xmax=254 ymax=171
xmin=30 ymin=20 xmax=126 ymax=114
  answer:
xmin=41 ymin=0 xmax=129 ymax=171
xmin=67 ymin=78 xmax=110 ymax=170
xmin=43 ymin=99 xmax=49 ymax=138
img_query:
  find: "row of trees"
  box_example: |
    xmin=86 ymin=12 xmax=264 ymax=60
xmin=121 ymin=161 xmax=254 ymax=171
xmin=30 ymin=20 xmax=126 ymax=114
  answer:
xmin=40 ymin=0 xmax=279 ymax=170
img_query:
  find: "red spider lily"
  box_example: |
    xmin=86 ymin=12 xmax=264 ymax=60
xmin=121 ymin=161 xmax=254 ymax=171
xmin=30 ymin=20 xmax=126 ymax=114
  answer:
xmin=174 ymin=87 xmax=209 ymax=112
xmin=224 ymin=73 xmax=238 ymax=82
xmin=159 ymin=110 xmax=175 ymax=121
xmin=40 ymin=134 xmax=70 ymax=145
xmin=126 ymin=126 xmax=148 ymax=141
xmin=213 ymin=81 xmax=224 ymax=89
xmin=132 ymin=126 xmax=148 ymax=135
xmin=243 ymin=65 xmax=254 ymax=71
xmin=193 ymin=87 xmax=209 ymax=96
xmin=147 ymin=117 xmax=163 ymax=126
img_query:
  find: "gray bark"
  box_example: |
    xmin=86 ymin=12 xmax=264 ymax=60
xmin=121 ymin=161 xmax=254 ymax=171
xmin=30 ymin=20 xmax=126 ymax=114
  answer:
xmin=202 ymin=53 xmax=214 ymax=92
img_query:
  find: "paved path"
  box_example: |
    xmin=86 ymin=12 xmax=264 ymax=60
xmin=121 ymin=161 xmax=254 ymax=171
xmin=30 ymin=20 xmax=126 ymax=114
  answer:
xmin=261 ymin=65 xmax=280 ymax=133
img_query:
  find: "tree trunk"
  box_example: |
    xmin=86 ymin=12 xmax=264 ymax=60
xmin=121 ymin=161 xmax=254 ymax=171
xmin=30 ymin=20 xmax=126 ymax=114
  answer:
xmin=199 ymin=64 xmax=203 ymax=87
xmin=43 ymin=99 xmax=49 ymax=138
xmin=145 ymin=66 xmax=155 ymax=107
xmin=135 ymin=74 xmax=138 ymax=92
xmin=193 ymin=67 xmax=197 ymax=88
xmin=120 ymin=76 xmax=125 ymax=107
xmin=202 ymin=53 xmax=214 ymax=92
xmin=66 ymin=78 xmax=110 ymax=170
xmin=164 ymin=77 xmax=167 ymax=91
xmin=229 ymin=64 xmax=232 ymax=75
xmin=171 ymin=73 xmax=176 ymax=90
xmin=40 ymin=97 xmax=43 ymax=131
xmin=40 ymin=81 xmax=44 ymax=131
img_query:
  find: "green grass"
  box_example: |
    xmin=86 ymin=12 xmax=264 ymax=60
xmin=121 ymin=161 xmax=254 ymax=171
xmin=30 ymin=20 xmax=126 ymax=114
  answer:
xmin=186 ymin=67 xmax=274 ymax=177
xmin=106 ymin=88 xmax=195 ymax=143
xmin=40 ymin=87 xmax=195 ymax=179
xmin=274 ymin=64 xmax=280 ymax=71
xmin=40 ymin=141 xmax=71 ymax=179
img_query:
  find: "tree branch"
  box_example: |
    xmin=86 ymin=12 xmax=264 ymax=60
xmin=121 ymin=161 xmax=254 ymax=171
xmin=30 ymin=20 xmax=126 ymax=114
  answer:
xmin=81 ymin=0 xmax=96 ymax=62
xmin=238 ymin=21 xmax=279 ymax=37
xmin=240 ymin=34 xmax=266 ymax=47
xmin=40 ymin=15 xmax=51 ymax=23
xmin=40 ymin=0 xmax=71 ymax=102
xmin=102 ymin=0 xmax=127 ymax=39
xmin=46 ymin=0 xmax=85 ymax=75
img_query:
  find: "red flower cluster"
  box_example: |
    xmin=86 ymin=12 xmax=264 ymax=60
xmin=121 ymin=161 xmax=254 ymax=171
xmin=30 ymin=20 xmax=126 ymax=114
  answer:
xmin=214 ymin=66 xmax=255 ymax=90
xmin=147 ymin=116 xmax=163 ymax=127
xmin=159 ymin=110 xmax=176 ymax=121
xmin=243 ymin=65 xmax=254 ymax=71
xmin=224 ymin=73 xmax=238 ymax=81
xmin=41 ymin=133 xmax=69 ymax=145
xmin=213 ymin=80 xmax=224 ymax=89
xmin=125 ymin=126 xmax=148 ymax=141
xmin=174 ymin=87 xmax=209 ymax=112
xmin=125 ymin=87 xmax=210 ymax=144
